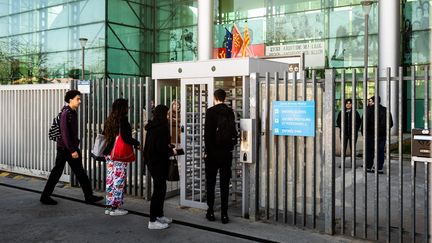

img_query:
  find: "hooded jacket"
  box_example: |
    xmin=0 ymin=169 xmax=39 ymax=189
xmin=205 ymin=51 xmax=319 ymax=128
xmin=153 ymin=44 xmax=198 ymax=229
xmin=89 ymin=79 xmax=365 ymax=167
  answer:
xmin=143 ymin=120 xmax=174 ymax=168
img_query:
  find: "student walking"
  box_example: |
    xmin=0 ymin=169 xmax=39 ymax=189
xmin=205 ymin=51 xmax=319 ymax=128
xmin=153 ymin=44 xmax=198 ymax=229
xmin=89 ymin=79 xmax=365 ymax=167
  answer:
xmin=102 ymin=98 xmax=141 ymax=216
xmin=204 ymin=89 xmax=237 ymax=224
xmin=144 ymin=105 xmax=177 ymax=230
xmin=40 ymin=90 xmax=103 ymax=205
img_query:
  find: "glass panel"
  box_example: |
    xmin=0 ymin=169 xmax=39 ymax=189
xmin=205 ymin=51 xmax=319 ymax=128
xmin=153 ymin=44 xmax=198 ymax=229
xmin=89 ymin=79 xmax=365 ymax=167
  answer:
xmin=107 ymin=48 xmax=140 ymax=75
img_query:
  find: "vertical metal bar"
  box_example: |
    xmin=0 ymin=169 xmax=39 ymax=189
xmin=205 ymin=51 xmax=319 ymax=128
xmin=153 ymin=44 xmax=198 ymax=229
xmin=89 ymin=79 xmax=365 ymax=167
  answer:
xmin=145 ymin=77 xmax=153 ymax=200
xmin=98 ymin=79 xmax=102 ymax=190
xmin=312 ymin=70 xmax=317 ymax=229
xmin=274 ymin=72 xmax=279 ymax=222
xmin=139 ymin=77 xmax=144 ymax=198
xmin=302 ymin=70 xmax=307 ymax=227
xmin=341 ymin=70 xmax=346 ymax=235
xmin=134 ymin=78 xmax=139 ymax=197
xmin=249 ymin=73 xmax=260 ymax=221
xmin=411 ymin=67 xmax=416 ymax=243
xmin=424 ymin=66 xmax=429 ymax=243
xmin=265 ymin=72 xmax=270 ymax=220
xmin=128 ymin=78 xmax=133 ymax=195
xmin=283 ymin=71 xmax=288 ymax=224
xmin=398 ymin=67 xmax=403 ymax=243
xmin=363 ymin=64 xmax=368 ymax=239
xmin=352 ymin=69 xmax=357 ymax=237
xmin=191 ymin=84 xmax=196 ymax=201
xmin=324 ymin=69 xmax=336 ymax=234
xmin=293 ymin=71 xmax=298 ymax=225
xmin=374 ymin=68 xmax=379 ymax=241
xmin=386 ymin=67 xmax=391 ymax=243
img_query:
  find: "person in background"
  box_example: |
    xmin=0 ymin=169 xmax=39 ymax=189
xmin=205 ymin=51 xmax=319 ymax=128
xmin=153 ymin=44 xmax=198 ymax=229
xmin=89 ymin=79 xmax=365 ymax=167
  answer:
xmin=169 ymin=100 xmax=181 ymax=145
xmin=336 ymin=99 xmax=361 ymax=159
xmin=363 ymin=96 xmax=393 ymax=174
xmin=102 ymin=98 xmax=141 ymax=216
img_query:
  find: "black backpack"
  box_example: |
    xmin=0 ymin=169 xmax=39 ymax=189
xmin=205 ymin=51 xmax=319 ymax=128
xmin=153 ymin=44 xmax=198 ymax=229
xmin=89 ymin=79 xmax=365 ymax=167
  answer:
xmin=214 ymin=110 xmax=237 ymax=149
xmin=48 ymin=111 xmax=62 ymax=141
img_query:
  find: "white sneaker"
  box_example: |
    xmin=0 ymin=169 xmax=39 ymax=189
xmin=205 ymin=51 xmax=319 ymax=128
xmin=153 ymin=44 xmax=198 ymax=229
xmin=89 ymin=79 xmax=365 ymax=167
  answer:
xmin=109 ymin=208 xmax=128 ymax=216
xmin=104 ymin=209 xmax=111 ymax=215
xmin=157 ymin=216 xmax=172 ymax=224
xmin=148 ymin=221 xmax=169 ymax=230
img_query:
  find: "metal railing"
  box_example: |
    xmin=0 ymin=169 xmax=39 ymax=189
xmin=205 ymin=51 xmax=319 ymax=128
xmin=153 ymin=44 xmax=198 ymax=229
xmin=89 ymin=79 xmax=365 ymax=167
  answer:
xmin=0 ymin=83 xmax=71 ymax=181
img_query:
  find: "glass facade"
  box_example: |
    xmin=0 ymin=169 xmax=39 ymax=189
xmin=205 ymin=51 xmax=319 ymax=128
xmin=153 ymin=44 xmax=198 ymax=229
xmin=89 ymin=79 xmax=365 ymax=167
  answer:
xmin=0 ymin=0 xmax=105 ymax=84
xmin=0 ymin=0 xmax=430 ymax=84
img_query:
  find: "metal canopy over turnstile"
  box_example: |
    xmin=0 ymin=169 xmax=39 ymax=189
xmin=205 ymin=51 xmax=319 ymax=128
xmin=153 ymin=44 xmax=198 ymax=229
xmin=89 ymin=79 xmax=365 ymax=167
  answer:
xmin=152 ymin=58 xmax=289 ymax=210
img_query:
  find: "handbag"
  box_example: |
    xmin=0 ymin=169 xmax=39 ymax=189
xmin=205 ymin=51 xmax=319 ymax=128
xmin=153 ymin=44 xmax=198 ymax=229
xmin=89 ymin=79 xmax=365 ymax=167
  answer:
xmin=90 ymin=134 xmax=107 ymax=161
xmin=110 ymin=132 xmax=136 ymax=163
xmin=167 ymin=157 xmax=179 ymax=181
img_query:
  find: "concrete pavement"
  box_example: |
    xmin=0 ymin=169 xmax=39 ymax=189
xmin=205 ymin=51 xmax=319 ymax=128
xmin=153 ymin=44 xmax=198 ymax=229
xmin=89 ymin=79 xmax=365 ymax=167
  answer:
xmin=0 ymin=172 xmax=369 ymax=243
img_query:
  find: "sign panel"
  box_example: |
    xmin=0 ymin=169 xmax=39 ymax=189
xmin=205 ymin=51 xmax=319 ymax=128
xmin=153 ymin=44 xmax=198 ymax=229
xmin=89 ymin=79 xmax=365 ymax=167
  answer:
xmin=77 ymin=80 xmax=90 ymax=94
xmin=265 ymin=42 xmax=325 ymax=68
xmin=272 ymin=101 xmax=315 ymax=137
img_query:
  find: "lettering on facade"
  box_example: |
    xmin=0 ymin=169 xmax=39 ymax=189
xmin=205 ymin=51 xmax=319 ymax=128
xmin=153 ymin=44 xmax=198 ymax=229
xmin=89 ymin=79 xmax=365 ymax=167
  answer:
xmin=265 ymin=42 xmax=325 ymax=68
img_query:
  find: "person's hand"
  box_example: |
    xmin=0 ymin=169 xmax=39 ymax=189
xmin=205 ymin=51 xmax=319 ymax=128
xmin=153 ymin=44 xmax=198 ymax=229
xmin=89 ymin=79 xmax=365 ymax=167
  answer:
xmin=136 ymin=145 xmax=142 ymax=150
xmin=71 ymin=151 xmax=79 ymax=159
xmin=172 ymin=148 xmax=177 ymax=155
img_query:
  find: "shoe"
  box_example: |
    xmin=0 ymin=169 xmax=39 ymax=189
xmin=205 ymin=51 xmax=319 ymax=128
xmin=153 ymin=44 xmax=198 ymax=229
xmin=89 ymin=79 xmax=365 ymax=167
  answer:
xmin=40 ymin=196 xmax=57 ymax=205
xmin=148 ymin=221 xmax=169 ymax=230
xmin=206 ymin=211 xmax=215 ymax=221
xmin=85 ymin=195 xmax=104 ymax=204
xmin=157 ymin=216 xmax=172 ymax=224
xmin=104 ymin=208 xmax=111 ymax=215
xmin=366 ymin=168 xmax=373 ymax=173
xmin=221 ymin=214 xmax=229 ymax=224
xmin=109 ymin=208 xmax=128 ymax=216
xmin=377 ymin=169 xmax=384 ymax=174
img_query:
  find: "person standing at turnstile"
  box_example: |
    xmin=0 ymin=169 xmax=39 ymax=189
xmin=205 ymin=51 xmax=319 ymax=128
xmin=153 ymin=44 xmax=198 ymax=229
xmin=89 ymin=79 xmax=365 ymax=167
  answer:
xmin=204 ymin=89 xmax=237 ymax=224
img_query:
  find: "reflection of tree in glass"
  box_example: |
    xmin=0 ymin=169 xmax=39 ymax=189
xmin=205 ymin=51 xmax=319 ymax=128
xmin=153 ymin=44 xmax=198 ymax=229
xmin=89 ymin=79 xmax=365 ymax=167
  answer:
xmin=181 ymin=28 xmax=198 ymax=59
xmin=331 ymin=26 xmax=347 ymax=61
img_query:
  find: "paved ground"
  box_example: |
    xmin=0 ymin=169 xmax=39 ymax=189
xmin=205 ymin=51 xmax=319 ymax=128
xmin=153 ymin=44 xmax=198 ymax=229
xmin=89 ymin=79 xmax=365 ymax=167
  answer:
xmin=0 ymin=172 xmax=369 ymax=243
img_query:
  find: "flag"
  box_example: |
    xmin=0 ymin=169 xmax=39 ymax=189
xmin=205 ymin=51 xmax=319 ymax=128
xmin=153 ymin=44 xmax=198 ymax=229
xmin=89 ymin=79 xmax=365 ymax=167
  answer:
xmin=242 ymin=22 xmax=250 ymax=57
xmin=224 ymin=28 xmax=233 ymax=58
xmin=231 ymin=24 xmax=243 ymax=58
xmin=217 ymin=48 xmax=227 ymax=59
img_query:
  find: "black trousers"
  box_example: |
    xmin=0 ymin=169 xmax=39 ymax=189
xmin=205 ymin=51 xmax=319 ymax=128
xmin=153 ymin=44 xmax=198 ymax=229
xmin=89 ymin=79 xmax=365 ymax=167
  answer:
xmin=41 ymin=147 xmax=93 ymax=199
xmin=205 ymin=151 xmax=232 ymax=214
xmin=341 ymin=135 xmax=358 ymax=155
xmin=148 ymin=165 xmax=167 ymax=222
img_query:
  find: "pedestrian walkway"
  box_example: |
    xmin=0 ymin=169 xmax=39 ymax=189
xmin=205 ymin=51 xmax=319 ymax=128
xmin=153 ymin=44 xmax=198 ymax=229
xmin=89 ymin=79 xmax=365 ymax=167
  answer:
xmin=0 ymin=171 xmax=370 ymax=243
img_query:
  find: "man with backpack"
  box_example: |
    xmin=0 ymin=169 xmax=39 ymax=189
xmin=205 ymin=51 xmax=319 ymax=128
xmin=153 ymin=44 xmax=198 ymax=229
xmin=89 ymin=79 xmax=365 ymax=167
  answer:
xmin=40 ymin=90 xmax=103 ymax=205
xmin=204 ymin=89 xmax=237 ymax=224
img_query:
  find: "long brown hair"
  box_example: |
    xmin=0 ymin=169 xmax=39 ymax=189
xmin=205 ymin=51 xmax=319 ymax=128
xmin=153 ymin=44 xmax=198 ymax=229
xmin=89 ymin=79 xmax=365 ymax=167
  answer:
xmin=104 ymin=98 xmax=128 ymax=144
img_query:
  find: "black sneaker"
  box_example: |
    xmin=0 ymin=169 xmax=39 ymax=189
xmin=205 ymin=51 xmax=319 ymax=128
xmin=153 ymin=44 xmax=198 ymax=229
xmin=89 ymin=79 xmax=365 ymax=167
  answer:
xmin=206 ymin=211 xmax=215 ymax=221
xmin=377 ymin=169 xmax=384 ymax=174
xmin=85 ymin=195 xmax=104 ymax=204
xmin=40 ymin=196 xmax=57 ymax=205
xmin=366 ymin=168 xmax=373 ymax=173
xmin=221 ymin=214 xmax=229 ymax=224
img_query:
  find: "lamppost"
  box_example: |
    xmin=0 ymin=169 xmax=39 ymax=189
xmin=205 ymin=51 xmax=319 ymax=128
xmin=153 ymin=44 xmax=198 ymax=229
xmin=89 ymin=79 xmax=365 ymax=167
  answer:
xmin=79 ymin=37 xmax=88 ymax=80
xmin=361 ymin=1 xmax=373 ymax=84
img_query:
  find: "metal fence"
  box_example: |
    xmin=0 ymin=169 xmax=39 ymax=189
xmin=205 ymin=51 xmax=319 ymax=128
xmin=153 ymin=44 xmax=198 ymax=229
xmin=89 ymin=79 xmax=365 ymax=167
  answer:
xmin=0 ymin=83 xmax=71 ymax=181
xmin=247 ymin=66 xmax=431 ymax=242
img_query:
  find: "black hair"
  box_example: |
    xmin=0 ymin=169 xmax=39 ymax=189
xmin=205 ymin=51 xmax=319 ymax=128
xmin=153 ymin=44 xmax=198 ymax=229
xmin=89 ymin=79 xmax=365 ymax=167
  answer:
xmin=370 ymin=95 xmax=381 ymax=104
xmin=345 ymin=99 xmax=352 ymax=104
xmin=104 ymin=98 xmax=129 ymax=143
xmin=64 ymin=90 xmax=81 ymax=103
xmin=153 ymin=105 xmax=169 ymax=125
xmin=214 ymin=89 xmax=226 ymax=102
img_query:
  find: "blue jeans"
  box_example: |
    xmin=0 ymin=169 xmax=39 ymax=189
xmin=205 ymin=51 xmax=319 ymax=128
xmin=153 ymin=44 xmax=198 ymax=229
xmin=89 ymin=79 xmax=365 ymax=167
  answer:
xmin=365 ymin=136 xmax=386 ymax=170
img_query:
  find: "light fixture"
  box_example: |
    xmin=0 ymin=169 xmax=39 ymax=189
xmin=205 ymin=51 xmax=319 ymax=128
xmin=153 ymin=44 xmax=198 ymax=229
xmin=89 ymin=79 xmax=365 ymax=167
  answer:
xmin=361 ymin=1 xmax=373 ymax=16
xmin=79 ymin=37 xmax=88 ymax=48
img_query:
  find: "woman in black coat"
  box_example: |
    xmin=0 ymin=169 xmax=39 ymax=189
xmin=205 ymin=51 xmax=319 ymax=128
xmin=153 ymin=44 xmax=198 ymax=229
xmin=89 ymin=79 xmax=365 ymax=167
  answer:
xmin=144 ymin=105 xmax=177 ymax=230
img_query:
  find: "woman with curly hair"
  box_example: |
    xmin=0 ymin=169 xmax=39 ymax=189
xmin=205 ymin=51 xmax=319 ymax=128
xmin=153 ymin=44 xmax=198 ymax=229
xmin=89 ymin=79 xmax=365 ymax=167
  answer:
xmin=103 ymin=98 xmax=140 ymax=216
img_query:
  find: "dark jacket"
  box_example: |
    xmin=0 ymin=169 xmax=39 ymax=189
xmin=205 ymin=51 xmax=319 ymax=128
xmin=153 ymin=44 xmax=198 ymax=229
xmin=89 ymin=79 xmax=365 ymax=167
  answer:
xmin=204 ymin=103 xmax=237 ymax=155
xmin=336 ymin=109 xmax=361 ymax=137
xmin=362 ymin=104 xmax=393 ymax=138
xmin=143 ymin=120 xmax=174 ymax=168
xmin=102 ymin=116 xmax=140 ymax=156
xmin=58 ymin=105 xmax=79 ymax=153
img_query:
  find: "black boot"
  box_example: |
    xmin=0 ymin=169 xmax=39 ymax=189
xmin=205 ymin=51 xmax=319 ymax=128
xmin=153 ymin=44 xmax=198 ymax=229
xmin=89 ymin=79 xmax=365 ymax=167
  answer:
xmin=85 ymin=195 xmax=104 ymax=204
xmin=206 ymin=209 xmax=215 ymax=221
xmin=221 ymin=213 xmax=229 ymax=224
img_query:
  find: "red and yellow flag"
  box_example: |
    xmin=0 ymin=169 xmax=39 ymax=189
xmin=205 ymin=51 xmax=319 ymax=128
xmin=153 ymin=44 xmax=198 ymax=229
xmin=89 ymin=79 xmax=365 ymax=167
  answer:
xmin=231 ymin=24 xmax=243 ymax=58
xmin=242 ymin=23 xmax=250 ymax=57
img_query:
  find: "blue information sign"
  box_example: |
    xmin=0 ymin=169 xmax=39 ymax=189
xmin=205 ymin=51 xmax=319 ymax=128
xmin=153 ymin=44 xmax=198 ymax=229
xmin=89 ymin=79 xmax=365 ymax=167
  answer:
xmin=272 ymin=101 xmax=315 ymax=137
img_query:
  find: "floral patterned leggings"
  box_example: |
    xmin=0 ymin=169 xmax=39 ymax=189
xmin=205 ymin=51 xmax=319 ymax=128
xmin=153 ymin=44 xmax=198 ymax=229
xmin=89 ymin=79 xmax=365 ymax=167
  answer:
xmin=105 ymin=158 xmax=127 ymax=208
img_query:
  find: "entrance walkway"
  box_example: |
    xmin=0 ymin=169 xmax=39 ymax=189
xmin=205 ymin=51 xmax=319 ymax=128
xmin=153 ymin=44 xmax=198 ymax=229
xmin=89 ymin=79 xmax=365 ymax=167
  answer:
xmin=0 ymin=171 xmax=368 ymax=243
